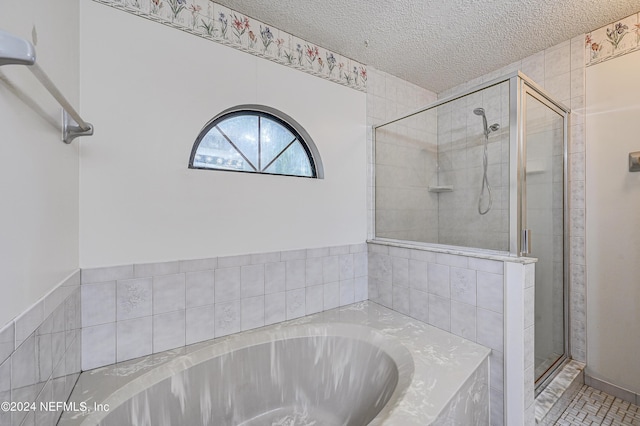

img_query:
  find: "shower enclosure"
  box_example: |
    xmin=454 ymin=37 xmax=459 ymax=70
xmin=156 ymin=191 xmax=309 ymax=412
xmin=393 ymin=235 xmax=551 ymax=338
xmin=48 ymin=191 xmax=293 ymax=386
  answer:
xmin=373 ymin=71 xmax=569 ymax=391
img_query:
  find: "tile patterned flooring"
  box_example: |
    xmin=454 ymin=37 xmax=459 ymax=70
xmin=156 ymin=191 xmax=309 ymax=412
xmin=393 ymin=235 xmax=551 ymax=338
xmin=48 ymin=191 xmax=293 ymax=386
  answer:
xmin=556 ymin=385 xmax=640 ymax=425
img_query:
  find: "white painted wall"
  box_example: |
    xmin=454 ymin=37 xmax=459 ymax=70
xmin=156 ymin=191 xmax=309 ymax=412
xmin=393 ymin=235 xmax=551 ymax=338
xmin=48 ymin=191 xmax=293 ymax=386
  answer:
xmin=0 ymin=0 xmax=80 ymax=326
xmin=79 ymin=1 xmax=367 ymax=267
xmin=586 ymin=49 xmax=640 ymax=394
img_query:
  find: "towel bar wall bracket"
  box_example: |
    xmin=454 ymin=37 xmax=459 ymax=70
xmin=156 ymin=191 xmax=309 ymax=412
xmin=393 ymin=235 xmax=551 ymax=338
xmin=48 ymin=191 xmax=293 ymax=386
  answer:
xmin=63 ymin=110 xmax=94 ymax=144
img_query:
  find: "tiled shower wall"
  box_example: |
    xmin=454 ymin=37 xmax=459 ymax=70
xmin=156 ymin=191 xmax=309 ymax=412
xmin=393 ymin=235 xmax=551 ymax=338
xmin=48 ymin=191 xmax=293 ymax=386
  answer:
xmin=439 ymin=35 xmax=587 ymax=363
xmin=374 ymin=108 xmax=439 ymax=242
xmin=436 ymin=81 xmax=511 ymax=251
xmin=0 ymin=272 xmax=82 ymax=426
xmin=80 ymin=244 xmax=368 ymax=370
xmin=370 ymin=74 xmax=512 ymax=252
xmin=365 ymin=67 xmax=439 ymax=240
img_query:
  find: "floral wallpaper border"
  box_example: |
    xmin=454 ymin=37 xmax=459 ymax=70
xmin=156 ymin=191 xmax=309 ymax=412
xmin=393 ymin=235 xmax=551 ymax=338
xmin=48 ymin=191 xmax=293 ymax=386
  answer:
xmin=92 ymin=0 xmax=367 ymax=92
xmin=586 ymin=11 xmax=640 ymax=66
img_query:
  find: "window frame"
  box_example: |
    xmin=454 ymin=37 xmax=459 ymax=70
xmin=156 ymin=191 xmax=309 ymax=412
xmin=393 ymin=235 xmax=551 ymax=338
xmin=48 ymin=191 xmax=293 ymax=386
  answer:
xmin=188 ymin=104 xmax=324 ymax=179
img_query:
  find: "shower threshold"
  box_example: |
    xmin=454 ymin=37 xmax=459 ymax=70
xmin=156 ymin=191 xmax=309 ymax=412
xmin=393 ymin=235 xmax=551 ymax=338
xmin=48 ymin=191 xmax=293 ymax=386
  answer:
xmin=535 ymin=359 xmax=585 ymax=425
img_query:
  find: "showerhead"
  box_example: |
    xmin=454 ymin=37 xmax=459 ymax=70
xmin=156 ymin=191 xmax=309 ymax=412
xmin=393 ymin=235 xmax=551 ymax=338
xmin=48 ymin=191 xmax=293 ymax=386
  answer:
xmin=473 ymin=107 xmax=500 ymax=136
xmin=473 ymin=107 xmax=489 ymax=136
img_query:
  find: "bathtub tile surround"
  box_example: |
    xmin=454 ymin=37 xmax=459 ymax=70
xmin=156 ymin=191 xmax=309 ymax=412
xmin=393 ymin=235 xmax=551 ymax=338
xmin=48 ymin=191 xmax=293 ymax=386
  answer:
xmin=90 ymin=0 xmax=367 ymax=92
xmin=0 ymin=271 xmax=82 ymax=426
xmin=368 ymin=240 xmax=536 ymax=426
xmin=117 ymin=317 xmax=153 ymax=360
xmin=80 ymin=243 xmax=368 ymax=370
xmin=81 ymin=281 xmax=116 ymax=327
xmin=115 ymin=278 xmax=152 ymax=320
xmin=60 ymin=301 xmax=489 ymax=426
xmin=82 ymin=323 xmax=117 ymax=368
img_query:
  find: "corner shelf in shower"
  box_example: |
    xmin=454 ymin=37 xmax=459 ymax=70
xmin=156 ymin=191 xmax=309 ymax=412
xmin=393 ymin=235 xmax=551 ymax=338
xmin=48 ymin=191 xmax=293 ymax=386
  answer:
xmin=428 ymin=186 xmax=454 ymax=193
xmin=526 ymin=169 xmax=545 ymax=175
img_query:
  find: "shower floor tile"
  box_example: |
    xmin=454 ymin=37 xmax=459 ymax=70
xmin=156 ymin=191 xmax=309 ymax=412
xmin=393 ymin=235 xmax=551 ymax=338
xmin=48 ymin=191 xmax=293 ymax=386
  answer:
xmin=556 ymin=385 xmax=640 ymax=425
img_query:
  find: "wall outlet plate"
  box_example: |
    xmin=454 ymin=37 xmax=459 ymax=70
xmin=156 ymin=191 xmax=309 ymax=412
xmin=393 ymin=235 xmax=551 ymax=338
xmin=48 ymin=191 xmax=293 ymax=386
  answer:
xmin=629 ymin=151 xmax=640 ymax=172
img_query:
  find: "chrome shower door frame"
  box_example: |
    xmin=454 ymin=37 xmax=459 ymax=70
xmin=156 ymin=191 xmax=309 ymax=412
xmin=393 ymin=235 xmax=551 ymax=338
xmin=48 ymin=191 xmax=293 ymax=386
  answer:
xmin=514 ymin=74 xmax=571 ymax=393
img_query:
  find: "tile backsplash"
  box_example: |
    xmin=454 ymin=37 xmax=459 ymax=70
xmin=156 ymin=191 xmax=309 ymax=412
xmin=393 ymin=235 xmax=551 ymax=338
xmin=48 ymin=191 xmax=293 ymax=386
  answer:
xmin=80 ymin=243 xmax=368 ymax=370
xmin=0 ymin=271 xmax=82 ymax=426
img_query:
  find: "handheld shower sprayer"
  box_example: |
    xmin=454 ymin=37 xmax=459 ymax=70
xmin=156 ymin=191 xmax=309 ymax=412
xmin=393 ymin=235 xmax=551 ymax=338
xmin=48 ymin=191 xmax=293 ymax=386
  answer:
xmin=473 ymin=108 xmax=489 ymax=136
xmin=473 ymin=108 xmax=500 ymax=215
xmin=473 ymin=108 xmax=500 ymax=137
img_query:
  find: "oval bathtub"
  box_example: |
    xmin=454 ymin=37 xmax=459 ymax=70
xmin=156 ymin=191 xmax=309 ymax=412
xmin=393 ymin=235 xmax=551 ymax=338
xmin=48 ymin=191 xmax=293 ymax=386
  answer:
xmin=62 ymin=302 xmax=491 ymax=425
xmin=79 ymin=324 xmax=414 ymax=426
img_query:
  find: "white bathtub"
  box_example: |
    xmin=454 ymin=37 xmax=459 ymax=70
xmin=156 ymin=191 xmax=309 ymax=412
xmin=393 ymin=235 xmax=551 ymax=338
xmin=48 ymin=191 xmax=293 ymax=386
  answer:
xmin=60 ymin=302 xmax=490 ymax=425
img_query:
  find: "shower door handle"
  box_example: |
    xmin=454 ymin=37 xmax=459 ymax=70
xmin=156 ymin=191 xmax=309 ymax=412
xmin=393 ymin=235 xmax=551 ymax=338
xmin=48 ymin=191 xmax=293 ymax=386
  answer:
xmin=521 ymin=229 xmax=532 ymax=255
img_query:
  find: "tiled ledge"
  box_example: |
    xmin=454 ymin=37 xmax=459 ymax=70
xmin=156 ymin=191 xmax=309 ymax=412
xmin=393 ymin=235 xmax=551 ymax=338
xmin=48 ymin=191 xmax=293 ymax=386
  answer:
xmin=80 ymin=243 xmax=369 ymax=371
xmin=368 ymin=238 xmax=538 ymax=264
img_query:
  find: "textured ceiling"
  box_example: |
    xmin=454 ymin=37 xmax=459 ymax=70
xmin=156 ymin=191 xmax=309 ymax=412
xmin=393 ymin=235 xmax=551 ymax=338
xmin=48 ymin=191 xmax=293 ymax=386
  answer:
xmin=215 ymin=0 xmax=639 ymax=93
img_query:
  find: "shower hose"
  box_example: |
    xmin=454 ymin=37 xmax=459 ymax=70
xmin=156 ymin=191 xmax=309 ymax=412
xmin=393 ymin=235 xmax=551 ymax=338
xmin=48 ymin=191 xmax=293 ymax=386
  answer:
xmin=478 ymin=134 xmax=492 ymax=215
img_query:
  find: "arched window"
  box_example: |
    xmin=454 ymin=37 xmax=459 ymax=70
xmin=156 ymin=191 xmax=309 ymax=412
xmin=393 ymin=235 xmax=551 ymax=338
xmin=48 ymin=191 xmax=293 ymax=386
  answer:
xmin=189 ymin=105 xmax=323 ymax=179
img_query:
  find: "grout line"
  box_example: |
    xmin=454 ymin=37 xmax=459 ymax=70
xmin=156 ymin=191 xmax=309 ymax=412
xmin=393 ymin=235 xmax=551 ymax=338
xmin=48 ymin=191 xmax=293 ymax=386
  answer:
xmin=555 ymin=385 xmax=640 ymax=425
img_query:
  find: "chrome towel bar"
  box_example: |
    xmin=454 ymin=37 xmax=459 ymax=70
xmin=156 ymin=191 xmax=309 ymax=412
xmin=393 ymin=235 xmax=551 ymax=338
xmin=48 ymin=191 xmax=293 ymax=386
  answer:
xmin=0 ymin=29 xmax=93 ymax=144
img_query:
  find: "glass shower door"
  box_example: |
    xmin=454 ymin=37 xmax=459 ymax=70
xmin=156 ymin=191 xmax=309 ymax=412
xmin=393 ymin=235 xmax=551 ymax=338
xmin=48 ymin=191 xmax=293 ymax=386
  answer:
xmin=523 ymin=88 xmax=568 ymax=387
